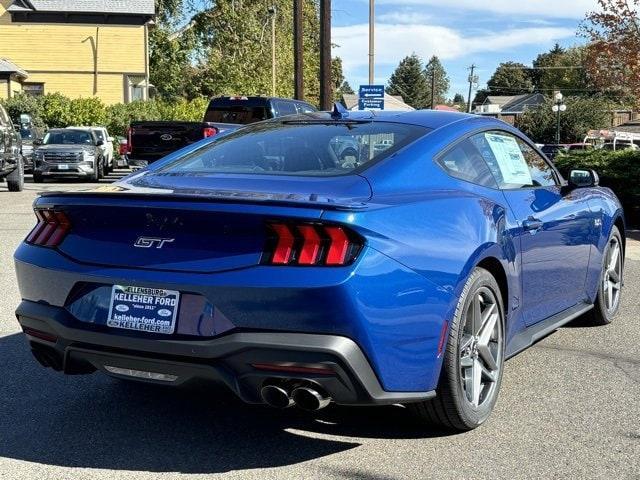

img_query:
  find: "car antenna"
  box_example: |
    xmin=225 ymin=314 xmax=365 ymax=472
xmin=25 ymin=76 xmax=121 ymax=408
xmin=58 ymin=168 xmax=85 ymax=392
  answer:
xmin=331 ymin=102 xmax=349 ymax=120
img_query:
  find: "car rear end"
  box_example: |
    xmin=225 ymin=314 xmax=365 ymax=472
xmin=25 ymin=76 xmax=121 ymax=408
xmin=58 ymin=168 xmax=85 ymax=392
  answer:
xmin=14 ymin=116 xmax=445 ymax=409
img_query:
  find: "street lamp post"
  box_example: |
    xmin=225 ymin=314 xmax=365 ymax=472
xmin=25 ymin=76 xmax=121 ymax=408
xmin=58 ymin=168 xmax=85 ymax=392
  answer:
xmin=551 ymin=92 xmax=567 ymax=145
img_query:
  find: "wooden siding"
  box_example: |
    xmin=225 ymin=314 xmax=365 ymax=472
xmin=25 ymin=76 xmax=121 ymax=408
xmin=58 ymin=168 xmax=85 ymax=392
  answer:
xmin=0 ymin=79 xmax=7 ymax=99
xmin=0 ymin=0 xmax=146 ymax=104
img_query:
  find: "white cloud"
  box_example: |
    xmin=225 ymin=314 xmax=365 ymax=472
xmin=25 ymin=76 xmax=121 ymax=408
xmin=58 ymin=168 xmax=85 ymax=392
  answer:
xmin=372 ymin=0 xmax=595 ymax=19
xmin=333 ymin=23 xmax=576 ymax=70
xmin=377 ymin=10 xmax=433 ymax=24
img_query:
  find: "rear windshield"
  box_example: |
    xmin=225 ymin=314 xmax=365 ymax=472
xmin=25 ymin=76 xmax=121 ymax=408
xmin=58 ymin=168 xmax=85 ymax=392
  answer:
xmin=158 ymin=121 xmax=429 ymax=176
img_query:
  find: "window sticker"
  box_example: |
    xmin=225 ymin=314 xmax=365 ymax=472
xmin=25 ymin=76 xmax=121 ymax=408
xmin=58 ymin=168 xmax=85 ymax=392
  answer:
xmin=484 ymin=133 xmax=532 ymax=185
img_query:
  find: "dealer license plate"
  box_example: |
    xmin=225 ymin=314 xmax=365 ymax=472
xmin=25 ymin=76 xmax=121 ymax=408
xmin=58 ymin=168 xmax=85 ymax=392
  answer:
xmin=107 ymin=285 xmax=180 ymax=334
xmin=58 ymin=164 xmax=69 ymax=170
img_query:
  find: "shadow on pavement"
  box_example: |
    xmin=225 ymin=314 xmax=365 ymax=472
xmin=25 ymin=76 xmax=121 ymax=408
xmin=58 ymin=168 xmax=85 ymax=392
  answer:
xmin=0 ymin=332 xmax=447 ymax=474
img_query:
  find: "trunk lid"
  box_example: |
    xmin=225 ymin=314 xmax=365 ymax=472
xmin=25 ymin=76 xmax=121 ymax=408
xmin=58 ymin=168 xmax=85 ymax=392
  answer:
xmin=37 ymin=173 xmax=371 ymax=273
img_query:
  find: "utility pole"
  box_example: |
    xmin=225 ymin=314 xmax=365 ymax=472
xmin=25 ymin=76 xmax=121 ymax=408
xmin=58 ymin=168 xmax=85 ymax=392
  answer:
xmin=368 ymin=0 xmax=374 ymax=84
xmin=319 ymin=0 xmax=332 ymax=110
xmin=430 ymin=61 xmax=436 ymax=109
xmin=293 ymin=0 xmax=304 ymax=99
xmin=467 ymin=64 xmax=477 ymax=113
xmin=269 ymin=6 xmax=276 ymax=96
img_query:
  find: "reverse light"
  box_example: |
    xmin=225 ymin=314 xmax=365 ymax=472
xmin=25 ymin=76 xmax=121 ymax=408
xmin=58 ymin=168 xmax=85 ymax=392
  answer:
xmin=25 ymin=209 xmax=71 ymax=247
xmin=264 ymin=222 xmax=363 ymax=266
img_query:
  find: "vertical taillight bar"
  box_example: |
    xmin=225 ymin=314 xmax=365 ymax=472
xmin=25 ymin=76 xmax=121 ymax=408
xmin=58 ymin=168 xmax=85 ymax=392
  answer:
xmin=265 ymin=222 xmax=362 ymax=266
xmin=25 ymin=209 xmax=72 ymax=248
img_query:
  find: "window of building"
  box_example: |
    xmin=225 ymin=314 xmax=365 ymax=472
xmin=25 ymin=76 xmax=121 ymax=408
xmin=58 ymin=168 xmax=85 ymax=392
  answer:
xmin=125 ymin=75 xmax=146 ymax=103
xmin=23 ymin=83 xmax=45 ymax=96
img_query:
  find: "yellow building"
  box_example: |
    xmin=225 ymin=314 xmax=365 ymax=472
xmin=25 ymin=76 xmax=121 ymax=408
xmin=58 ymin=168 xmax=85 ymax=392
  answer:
xmin=0 ymin=0 xmax=154 ymax=104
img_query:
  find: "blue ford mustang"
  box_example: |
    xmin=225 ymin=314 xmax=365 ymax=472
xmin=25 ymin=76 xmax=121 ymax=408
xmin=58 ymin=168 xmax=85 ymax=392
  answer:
xmin=14 ymin=109 xmax=625 ymax=431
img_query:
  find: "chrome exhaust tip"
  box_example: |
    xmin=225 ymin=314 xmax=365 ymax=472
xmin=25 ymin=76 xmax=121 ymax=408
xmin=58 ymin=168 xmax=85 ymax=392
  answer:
xmin=260 ymin=384 xmax=294 ymax=409
xmin=291 ymin=387 xmax=331 ymax=411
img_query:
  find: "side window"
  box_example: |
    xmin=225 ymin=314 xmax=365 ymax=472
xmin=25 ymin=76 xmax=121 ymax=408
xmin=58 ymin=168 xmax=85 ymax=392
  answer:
xmin=296 ymin=102 xmax=316 ymax=113
xmin=437 ymin=138 xmax=498 ymax=188
xmin=273 ymin=100 xmax=297 ymax=116
xmin=469 ymin=131 xmax=557 ymax=189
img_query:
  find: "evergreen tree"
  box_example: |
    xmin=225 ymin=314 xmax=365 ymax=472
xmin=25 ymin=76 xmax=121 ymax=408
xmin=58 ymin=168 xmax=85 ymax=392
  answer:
xmin=386 ymin=54 xmax=429 ymax=109
xmin=423 ymin=56 xmax=450 ymax=107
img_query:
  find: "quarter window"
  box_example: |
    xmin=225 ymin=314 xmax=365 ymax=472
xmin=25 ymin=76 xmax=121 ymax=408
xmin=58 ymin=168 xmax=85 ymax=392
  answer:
xmin=470 ymin=131 xmax=557 ymax=189
xmin=437 ymin=138 xmax=498 ymax=188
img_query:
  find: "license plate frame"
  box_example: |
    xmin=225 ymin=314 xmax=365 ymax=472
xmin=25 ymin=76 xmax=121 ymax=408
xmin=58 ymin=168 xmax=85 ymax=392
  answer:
xmin=107 ymin=285 xmax=180 ymax=335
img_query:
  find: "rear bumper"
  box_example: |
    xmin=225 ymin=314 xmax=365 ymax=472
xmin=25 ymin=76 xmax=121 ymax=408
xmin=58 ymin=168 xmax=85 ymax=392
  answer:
xmin=16 ymin=300 xmax=435 ymax=406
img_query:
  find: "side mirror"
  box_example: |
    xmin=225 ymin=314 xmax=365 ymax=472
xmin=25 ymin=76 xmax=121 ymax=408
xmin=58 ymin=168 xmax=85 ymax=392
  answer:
xmin=569 ymin=169 xmax=599 ymax=188
xmin=33 ymin=139 xmax=43 ymax=146
xmin=96 ymin=140 xmax=104 ymax=147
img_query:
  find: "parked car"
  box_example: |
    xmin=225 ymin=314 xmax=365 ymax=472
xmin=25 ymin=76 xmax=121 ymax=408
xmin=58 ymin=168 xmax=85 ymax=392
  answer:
xmin=14 ymin=109 xmax=624 ymax=432
xmin=540 ymin=144 xmax=568 ymax=161
xmin=601 ymin=141 xmax=639 ymax=151
xmin=566 ymin=143 xmax=593 ymax=152
xmin=122 ymin=96 xmax=317 ymax=169
xmin=19 ymin=123 xmax=44 ymax=173
xmin=0 ymin=103 xmax=24 ymax=191
xmin=32 ymin=128 xmax=106 ymax=182
xmin=68 ymin=126 xmax=114 ymax=173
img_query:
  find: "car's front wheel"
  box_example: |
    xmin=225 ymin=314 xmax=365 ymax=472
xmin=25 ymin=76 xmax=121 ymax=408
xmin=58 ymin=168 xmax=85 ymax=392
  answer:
xmin=588 ymin=225 xmax=623 ymax=326
xmin=409 ymin=267 xmax=505 ymax=431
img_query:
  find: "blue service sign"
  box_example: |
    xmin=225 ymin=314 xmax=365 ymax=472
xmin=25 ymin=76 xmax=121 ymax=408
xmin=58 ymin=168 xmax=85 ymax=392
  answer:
xmin=358 ymin=85 xmax=384 ymax=110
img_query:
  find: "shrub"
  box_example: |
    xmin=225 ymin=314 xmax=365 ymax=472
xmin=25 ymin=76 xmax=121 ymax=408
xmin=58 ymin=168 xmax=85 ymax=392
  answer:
xmin=1 ymin=93 xmax=212 ymax=138
xmin=555 ymin=149 xmax=640 ymax=227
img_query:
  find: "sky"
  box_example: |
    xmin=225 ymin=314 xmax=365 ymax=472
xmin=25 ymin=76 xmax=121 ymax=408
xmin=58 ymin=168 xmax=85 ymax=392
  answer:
xmin=331 ymin=0 xmax=596 ymax=100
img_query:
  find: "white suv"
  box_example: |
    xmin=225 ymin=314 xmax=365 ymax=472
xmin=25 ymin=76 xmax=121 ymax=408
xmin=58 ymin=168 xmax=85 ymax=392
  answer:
xmin=67 ymin=126 xmax=114 ymax=173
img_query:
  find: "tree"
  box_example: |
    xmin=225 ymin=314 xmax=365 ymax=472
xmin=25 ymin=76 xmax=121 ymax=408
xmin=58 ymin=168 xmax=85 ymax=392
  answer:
xmin=580 ymin=0 xmax=640 ymax=105
xmin=149 ymin=0 xmax=322 ymax=105
xmin=516 ymin=96 xmax=614 ymax=143
xmin=451 ymin=93 xmax=466 ymax=110
xmin=423 ymin=56 xmax=450 ymax=107
xmin=331 ymin=57 xmax=354 ymax=100
xmin=531 ymin=44 xmax=592 ymax=95
xmin=386 ymin=54 xmax=429 ymax=109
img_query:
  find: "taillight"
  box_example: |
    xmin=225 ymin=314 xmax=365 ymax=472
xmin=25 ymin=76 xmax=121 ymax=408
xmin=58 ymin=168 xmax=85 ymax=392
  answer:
xmin=25 ymin=209 xmax=71 ymax=247
xmin=203 ymin=126 xmax=218 ymax=138
xmin=127 ymin=127 xmax=133 ymax=153
xmin=263 ymin=222 xmax=363 ymax=266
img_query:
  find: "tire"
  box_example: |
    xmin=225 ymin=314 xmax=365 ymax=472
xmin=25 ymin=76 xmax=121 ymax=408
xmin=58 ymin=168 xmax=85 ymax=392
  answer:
xmin=409 ymin=267 xmax=505 ymax=431
xmin=6 ymin=155 xmax=24 ymax=192
xmin=33 ymin=171 xmax=44 ymax=183
xmin=97 ymin=159 xmax=105 ymax=180
xmin=588 ymin=225 xmax=623 ymax=326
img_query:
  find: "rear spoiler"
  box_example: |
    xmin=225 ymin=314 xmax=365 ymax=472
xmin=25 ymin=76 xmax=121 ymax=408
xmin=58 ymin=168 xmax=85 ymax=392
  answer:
xmin=36 ymin=189 xmax=370 ymax=211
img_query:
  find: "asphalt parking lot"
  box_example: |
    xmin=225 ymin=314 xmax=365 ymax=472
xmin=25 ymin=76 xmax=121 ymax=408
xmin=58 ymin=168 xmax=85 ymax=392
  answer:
xmin=0 ymin=174 xmax=639 ymax=480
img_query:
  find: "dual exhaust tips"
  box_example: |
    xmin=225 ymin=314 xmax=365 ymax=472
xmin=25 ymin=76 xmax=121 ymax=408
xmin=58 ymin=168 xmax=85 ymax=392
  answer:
xmin=261 ymin=384 xmax=331 ymax=411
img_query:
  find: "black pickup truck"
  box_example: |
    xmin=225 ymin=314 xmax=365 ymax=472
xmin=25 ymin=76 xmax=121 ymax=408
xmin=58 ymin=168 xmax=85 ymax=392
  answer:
xmin=123 ymin=96 xmax=317 ymax=169
xmin=0 ymin=104 xmax=24 ymax=192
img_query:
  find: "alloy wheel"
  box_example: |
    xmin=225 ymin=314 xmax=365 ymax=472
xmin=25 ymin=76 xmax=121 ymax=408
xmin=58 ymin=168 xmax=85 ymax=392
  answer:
xmin=459 ymin=286 xmax=503 ymax=409
xmin=603 ymin=236 xmax=622 ymax=314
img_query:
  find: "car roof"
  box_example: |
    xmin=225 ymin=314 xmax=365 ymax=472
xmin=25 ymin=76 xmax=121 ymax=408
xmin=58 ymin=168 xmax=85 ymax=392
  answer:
xmin=272 ymin=110 xmax=505 ymax=131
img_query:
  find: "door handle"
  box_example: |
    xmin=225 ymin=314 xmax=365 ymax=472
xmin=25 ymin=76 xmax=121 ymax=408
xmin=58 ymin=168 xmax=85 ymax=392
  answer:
xmin=523 ymin=218 xmax=543 ymax=232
